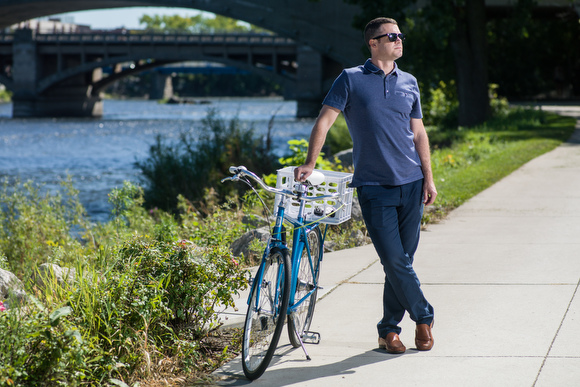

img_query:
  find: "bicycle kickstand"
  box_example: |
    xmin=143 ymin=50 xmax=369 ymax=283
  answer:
xmin=294 ymin=328 xmax=321 ymax=361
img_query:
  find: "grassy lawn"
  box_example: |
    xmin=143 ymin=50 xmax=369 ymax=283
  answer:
xmin=425 ymin=109 xmax=577 ymax=223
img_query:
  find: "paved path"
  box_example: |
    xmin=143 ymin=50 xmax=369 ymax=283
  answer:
xmin=210 ymin=105 xmax=580 ymax=386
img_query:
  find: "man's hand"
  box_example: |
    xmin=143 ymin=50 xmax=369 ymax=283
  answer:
xmin=294 ymin=165 xmax=314 ymax=182
xmin=422 ymin=180 xmax=437 ymax=206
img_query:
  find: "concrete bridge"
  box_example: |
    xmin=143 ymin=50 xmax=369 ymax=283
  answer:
xmin=0 ymin=30 xmax=323 ymax=117
xmin=0 ymin=0 xmax=578 ymax=118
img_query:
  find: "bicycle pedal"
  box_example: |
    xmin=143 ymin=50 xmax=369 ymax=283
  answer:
xmin=302 ymin=331 xmax=321 ymax=344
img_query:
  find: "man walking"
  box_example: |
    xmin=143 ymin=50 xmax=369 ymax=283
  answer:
xmin=294 ymin=17 xmax=436 ymax=353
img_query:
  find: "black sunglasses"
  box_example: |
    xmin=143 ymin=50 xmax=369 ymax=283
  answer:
xmin=372 ymin=32 xmax=406 ymax=42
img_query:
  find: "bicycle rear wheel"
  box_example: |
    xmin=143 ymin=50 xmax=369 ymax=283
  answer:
xmin=241 ymin=247 xmax=291 ymax=380
xmin=288 ymin=227 xmax=323 ymax=348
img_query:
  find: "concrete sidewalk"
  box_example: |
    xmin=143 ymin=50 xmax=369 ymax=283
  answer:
xmin=211 ymin=107 xmax=580 ymax=386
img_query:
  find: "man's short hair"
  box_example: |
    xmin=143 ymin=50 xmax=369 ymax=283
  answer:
xmin=364 ymin=17 xmax=398 ymax=49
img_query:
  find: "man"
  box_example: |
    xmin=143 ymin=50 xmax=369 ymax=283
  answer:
xmin=294 ymin=17 xmax=436 ymax=354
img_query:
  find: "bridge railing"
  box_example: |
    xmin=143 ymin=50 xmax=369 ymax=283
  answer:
xmin=0 ymin=32 xmax=295 ymax=46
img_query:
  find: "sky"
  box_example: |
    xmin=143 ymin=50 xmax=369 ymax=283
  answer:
xmin=50 ymin=7 xmax=209 ymax=30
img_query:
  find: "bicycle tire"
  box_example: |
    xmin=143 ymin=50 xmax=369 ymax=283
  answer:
xmin=288 ymin=227 xmax=323 ymax=348
xmin=241 ymin=247 xmax=291 ymax=380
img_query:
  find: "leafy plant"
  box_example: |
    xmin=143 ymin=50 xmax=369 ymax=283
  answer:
xmin=136 ymin=109 xmax=279 ymax=213
xmin=0 ymin=177 xmax=89 ymax=277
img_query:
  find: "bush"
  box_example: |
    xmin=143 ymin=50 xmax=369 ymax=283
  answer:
xmin=67 ymin=235 xmax=248 ymax=382
xmin=325 ymin=114 xmax=353 ymax=155
xmin=0 ymin=301 xmax=89 ymax=386
xmin=0 ymin=178 xmax=90 ymax=277
xmin=136 ymin=109 xmax=279 ymax=213
xmin=0 ymin=179 xmax=251 ymax=385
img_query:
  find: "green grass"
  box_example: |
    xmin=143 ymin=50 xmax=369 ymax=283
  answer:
xmin=425 ymin=108 xmax=576 ymax=222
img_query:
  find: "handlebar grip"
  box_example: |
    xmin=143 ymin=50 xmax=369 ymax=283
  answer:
xmin=229 ymin=165 xmax=247 ymax=174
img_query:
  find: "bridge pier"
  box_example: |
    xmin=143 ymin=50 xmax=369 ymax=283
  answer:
xmin=12 ymin=88 xmax=103 ymax=118
xmin=295 ymin=46 xmax=324 ymax=118
xmin=150 ymin=72 xmax=174 ymax=100
xmin=11 ymin=28 xmax=104 ymax=118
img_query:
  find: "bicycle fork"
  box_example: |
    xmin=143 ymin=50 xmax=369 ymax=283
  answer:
xmin=289 ymin=226 xmax=322 ymax=361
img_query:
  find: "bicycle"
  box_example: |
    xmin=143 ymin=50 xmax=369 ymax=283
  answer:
xmin=222 ymin=165 xmax=353 ymax=380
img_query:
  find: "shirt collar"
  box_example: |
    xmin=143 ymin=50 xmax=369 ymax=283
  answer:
xmin=363 ymin=59 xmax=398 ymax=76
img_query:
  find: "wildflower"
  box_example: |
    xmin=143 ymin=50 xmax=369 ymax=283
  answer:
xmin=0 ymin=301 xmax=6 ymax=312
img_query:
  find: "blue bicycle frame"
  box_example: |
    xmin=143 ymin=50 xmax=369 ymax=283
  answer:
xmin=248 ymin=191 xmax=327 ymax=318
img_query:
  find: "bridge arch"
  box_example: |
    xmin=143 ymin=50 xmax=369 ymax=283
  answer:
xmin=0 ymin=0 xmax=364 ymax=67
xmin=0 ymin=0 xmax=363 ymax=117
xmin=34 ymin=43 xmax=297 ymax=96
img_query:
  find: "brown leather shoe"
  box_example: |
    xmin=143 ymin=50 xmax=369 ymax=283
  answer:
xmin=378 ymin=332 xmax=406 ymax=354
xmin=415 ymin=321 xmax=434 ymax=351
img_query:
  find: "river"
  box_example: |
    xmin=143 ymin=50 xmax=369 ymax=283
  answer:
xmin=0 ymin=98 xmax=316 ymax=223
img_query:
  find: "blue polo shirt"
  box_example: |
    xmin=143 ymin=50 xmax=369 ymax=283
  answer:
xmin=323 ymin=59 xmax=424 ymax=187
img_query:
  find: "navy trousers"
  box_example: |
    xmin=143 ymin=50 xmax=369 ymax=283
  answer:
xmin=357 ymin=179 xmax=434 ymax=337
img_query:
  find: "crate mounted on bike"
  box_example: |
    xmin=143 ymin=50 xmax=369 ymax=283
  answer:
xmin=274 ymin=166 xmax=354 ymax=225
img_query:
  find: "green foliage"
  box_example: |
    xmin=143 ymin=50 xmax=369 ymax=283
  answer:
xmin=425 ymin=82 xmax=511 ymax=129
xmin=277 ymin=139 xmax=335 ymax=171
xmin=425 ymin=80 xmax=458 ymax=127
xmin=487 ymin=2 xmax=580 ymax=99
xmin=0 ymin=179 xmax=250 ymax=385
xmin=136 ymin=109 xmax=279 ymax=213
xmin=139 ymin=13 xmax=270 ymax=34
xmin=0 ymin=177 xmax=89 ymax=277
xmin=66 ymin=235 xmax=248 ymax=381
xmin=325 ymin=114 xmax=353 ymax=155
xmin=428 ymin=108 xmax=576 ymax=218
xmin=0 ymin=88 xmax=11 ymax=102
xmin=343 ymin=0 xmax=579 ymax=125
xmin=0 ymin=300 xmax=88 ymax=386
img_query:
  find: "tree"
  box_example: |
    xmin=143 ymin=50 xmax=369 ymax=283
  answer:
xmin=448 ymin=0 xmax=491 ymax=126
xmin=138 ymin=13 xmax=270 ymax=34
xmin=344 ymin=0 xmax=491 ymax=127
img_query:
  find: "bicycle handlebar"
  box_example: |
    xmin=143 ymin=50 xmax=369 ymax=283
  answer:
xmin=222 ymin=165 xmax=340 ymax=202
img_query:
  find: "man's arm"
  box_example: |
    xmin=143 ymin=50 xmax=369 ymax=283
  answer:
xmin=411 ymin=118 xmax=437 ymax=206
xmin=294 ymin=105 xmax=341 ymax=181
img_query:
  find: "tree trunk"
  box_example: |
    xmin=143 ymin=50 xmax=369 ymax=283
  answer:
xmin=452 ymin=0 xmax=491 ymax=127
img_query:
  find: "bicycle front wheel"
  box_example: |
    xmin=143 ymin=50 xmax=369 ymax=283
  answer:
xmin=241 ymin=247 xmax=291 ymax=380
xmin=288 ymin=227 xmax=323 ymax=348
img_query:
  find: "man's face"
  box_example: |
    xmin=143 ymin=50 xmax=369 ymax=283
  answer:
xmin=370 ymin=23 xmax=403 ymax=61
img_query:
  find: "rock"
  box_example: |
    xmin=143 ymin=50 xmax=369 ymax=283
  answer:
xmin=333 ymin=148 xmax=353 ymax=169
xmin=231 ymin=227 xmax=270 ymax=259
xmin=0 ymin=267 xmax=27 ymax=309
xmin=241 ymin=214 xmax=269 ymax=228
xmin=351 ymin=196 xmax=363 ymax=222
xmin=0 ymin=267 xmax=24 ymax=299
xmin=35 ymin=263 xmax=76 ymax=289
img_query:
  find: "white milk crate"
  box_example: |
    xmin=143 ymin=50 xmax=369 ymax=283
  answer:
xmin=274 ymin=166 xmax=354 ymax=225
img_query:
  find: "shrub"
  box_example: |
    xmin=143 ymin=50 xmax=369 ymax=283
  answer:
xmin=0 ymin=300 xmax=89 ymax=386
xmin=67 ymin=235 xmax=249 ymax=382
xmin=136 ymin=109 xmax=279 ymax=213
xmin=0 ymin=178 xmax=89 ymax=277
xmin=325 ymin=114 xmax=353 ymax=155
